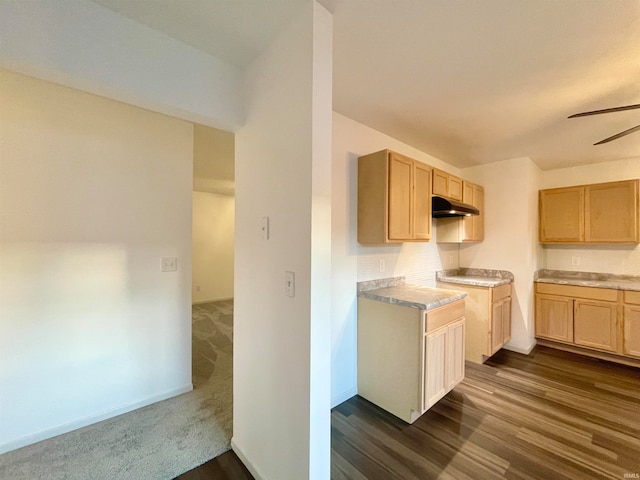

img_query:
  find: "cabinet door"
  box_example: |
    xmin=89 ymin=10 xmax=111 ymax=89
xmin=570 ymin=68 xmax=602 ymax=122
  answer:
xmin=424 ymin=327 xmax=448 ymax=409
xmin=388 ymin=153 xmax=413 ymax=240
xmin=624 ymin=306 xmax=640 ymax=358
xmin=449 ymin=175 xmax=463 ymax=201
xmin=447 ymin=319 xmax=465 ymax=390
xmin=502 ymin=297 xmax=512 ymax=345
xmin=462 ymin=182 xmax=484 ymax=242
xmin=535 ymin=294 xmax=573 ymax=342
xmin=432 ymin=169 xmax=449 ymax=197
xmin=574 ymin=300 xmax=618 ymax=352
xmin=539 ymin=187 xmax=584 ymax=242
xmin=585 ymin=180 xmax=639 ymax=243
xmin=413 ymin=162 xmax=432 ymax=240
xmin=491 ymin=300 xmax=504 ymax=354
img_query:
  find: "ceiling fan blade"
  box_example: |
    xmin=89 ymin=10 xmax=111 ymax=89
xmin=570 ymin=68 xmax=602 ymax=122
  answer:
xmin=569 ymin=103 xmax=640 ymax=118
xmin=594 ymin=124 xmax=640 ymax=145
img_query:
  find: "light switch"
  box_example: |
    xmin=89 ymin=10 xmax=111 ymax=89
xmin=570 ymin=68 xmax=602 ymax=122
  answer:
xmin=285 ymin=271 xmax=295 ymax=297
xmin=161 ymin=257 xmax=177 ymax=272
xmin=261 ymin=216 xmax=270 ymax=240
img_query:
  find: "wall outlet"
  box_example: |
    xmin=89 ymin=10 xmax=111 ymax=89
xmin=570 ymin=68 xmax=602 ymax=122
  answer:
xmin=571 ymin=256 xmax=580 ymax=266
xmin=161 ymin=257 xmax=177 ymax=272
xmin=195 ymin=285 xmax=201 ymax=292
xmin=379 ymin=259 xmax=385 ymax=273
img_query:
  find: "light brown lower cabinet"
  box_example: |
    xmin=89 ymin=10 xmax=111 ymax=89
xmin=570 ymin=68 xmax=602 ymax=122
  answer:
xmin=573 ymin=299 xmax=618 ymax=352
xmin=424 ymin=317 xmax=465 ymax=409
xmin=535 ymin=282 xmax=640 ymax=364
xmin=624 ymin=306 xmax=640 ymax=358
xmin=624 ymin=291 xmax=640 ymax=359
xmin=535 ymin=294 xmax=574 ymax=342
xmin=358 ymin=297 xmax=465 ymax=423
xmin=436 ymin=281 xmax=512 ymax=364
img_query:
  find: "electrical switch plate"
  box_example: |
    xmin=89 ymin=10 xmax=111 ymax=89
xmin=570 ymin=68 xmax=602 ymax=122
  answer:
xmin=161 ymin=257 xmax=177 ymax=272
xmin=285 ymin=271 xmax=295 ymax=297
xmin=571 ymin=256 xmax=580 ymax=266
xmin=261 ymin=216 xmax=270 ymax=240
xmin=379 ymin=259 xmax=385 ymax=273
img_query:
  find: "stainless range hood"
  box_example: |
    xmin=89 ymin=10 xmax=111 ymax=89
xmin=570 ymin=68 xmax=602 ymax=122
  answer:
xmin=432 ymin=196 xmax=479 ymax=218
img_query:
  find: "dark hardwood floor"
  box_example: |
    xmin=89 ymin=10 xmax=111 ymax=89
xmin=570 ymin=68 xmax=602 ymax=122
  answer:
xmin=177 ymin=346 xmax=640 ymax=479
xmin=332 ymin=346 xmax=640 ymax=480
xmin=174 ymin=450 xmax=254 ymax=480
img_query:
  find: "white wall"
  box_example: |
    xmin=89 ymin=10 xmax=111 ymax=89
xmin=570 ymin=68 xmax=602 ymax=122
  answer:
xmin=192 ymin=192 xmax=235 ymax=303
xmin=540 ymin=157 xmax=640 ymax=275
xmin=330 ymin=112 xmax=460 ymax=407
xmin=0 ymin=70 xmax=193 ymax=453
xmin=0 ymin=0 xmax=242 ymax=132
xmin=460 ymin=157 xmax=542 ymax=355
xmin=232 ymin=3 xmax=332 ymax=479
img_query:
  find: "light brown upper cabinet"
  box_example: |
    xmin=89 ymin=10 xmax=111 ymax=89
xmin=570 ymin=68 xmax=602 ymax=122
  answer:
xmin=539 ymin=186 xmax=584 ymax=242
xmin=586 ymin=180 xmax=639 ymax=243
xmin=358 ymin=150 xmax=432 ymax=244
xmin=432 ymin=168 xmax=463 ymax=201
xmin=539 ymin=179 xmax=639 ymax=244
xmin=461 ymin=181 xmax=484 ymax=242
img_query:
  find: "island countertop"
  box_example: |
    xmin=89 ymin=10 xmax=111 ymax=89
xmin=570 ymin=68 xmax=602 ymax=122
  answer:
xmin=358 ymin=284 xmax=466 ymax=311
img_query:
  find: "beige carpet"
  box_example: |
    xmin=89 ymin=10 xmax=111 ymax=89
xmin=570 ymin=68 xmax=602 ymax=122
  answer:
xmin=0 ymin=300 xmax=234 ymax=480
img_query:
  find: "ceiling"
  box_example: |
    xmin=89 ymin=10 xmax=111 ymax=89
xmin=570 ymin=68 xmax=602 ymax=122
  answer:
xmin=93 ymin=0 xmax=640 ymax=171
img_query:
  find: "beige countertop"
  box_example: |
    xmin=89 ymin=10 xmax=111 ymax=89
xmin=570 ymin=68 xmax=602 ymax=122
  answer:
xmin=534 ymin=269 xmax=640 ymax=292
xmin=436 ymin=268 xmax=513 ymax=288
xmin=357 ymin=277 xmax=466 ymax=310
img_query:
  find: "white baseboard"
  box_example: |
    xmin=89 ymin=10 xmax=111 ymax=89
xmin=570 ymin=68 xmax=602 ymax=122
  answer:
xmin=331 ymin=386 xmax=357 ymax=409
xmin=231 ymin=438 xmax=266 ymax=480
xmin=192 ymin=296 xmax=233 ymax=305
xmin=0 ymin=383 xmax=193 ymax=455
xmin=504 ymin=339 xmax=537 ymax=356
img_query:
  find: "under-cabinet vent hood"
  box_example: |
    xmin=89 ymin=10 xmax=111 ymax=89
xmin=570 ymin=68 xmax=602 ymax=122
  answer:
xmin=432 ymin=196 xmax=479 ymax=218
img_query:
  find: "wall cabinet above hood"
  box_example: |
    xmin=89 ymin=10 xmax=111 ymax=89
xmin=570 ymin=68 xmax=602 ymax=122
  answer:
xmin=432 ymin=196 xmax=479 ymax=218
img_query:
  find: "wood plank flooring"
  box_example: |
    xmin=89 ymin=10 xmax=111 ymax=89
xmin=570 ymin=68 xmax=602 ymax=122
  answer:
xmin=332 ymin=346 xmax=640 ymax=480
xmin=176 ymin=346 xmax=640 ymax=479
xmin=174 ymin=450 xmax=254 ymax=480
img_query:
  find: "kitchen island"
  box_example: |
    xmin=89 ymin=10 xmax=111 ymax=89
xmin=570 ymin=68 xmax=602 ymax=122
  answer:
xmin=357 ymin=277 xmax=466 ymax=423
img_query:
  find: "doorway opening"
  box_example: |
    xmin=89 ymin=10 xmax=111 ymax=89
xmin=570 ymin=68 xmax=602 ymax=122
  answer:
xmin=190 ymin=123 xmax=235 ymax=429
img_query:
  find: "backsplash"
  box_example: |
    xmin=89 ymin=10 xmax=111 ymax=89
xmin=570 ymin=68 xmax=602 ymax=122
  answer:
xmin=542 ymin=244 xmax=640 ymax=275
xmin=357 ymin=239 xmax=458 ymax=286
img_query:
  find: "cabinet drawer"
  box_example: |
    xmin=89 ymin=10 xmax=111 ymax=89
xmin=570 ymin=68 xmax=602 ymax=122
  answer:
xmin=624 ymin=290 xmax=640 ymax=305
xmin=425 ymin=299 xmax=465 ymax=333
xmin=492 ymin=283 xmax=511 ymax=302
xmin=535 ymin=282 xmax=618 ymax=302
